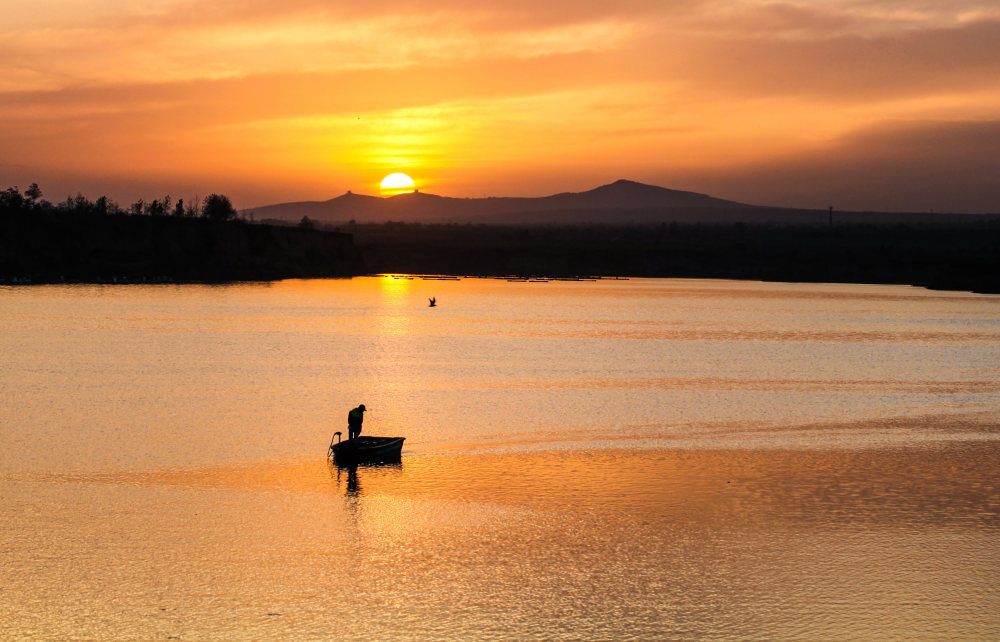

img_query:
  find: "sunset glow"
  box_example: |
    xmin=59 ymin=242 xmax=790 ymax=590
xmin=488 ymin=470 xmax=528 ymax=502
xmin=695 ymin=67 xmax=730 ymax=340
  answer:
xmin=2 ymin=1 xmax=999 ymax=211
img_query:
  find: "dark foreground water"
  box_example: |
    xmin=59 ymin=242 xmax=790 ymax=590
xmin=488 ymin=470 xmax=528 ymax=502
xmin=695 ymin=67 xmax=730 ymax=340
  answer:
xmin=2 ymin=278 xmax=998 ymax=639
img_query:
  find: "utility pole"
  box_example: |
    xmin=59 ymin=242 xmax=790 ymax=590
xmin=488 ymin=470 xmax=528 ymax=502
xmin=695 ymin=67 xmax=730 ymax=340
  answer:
xmin=828 ymin=206 xmax=833 ymax=227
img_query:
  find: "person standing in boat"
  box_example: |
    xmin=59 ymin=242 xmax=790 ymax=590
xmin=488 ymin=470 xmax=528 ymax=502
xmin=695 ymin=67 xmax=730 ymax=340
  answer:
xmin=347 ymin=404 xmax=366 ymax=440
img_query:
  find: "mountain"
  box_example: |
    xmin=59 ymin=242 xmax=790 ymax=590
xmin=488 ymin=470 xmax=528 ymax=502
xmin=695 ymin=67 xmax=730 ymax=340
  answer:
xmin=243 ymin=180 xmax=753 ymax=225
xmin=242 ymin=179 xmax=984 ymax=226
xmin=245 ymin=191 xmax=382 ymax=223
xmin=535 ymin=179 xmax=745 ymax=210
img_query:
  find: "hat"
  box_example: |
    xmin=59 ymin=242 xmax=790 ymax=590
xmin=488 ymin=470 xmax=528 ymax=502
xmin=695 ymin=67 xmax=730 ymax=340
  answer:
xmin=358 ymin=404 xmax=366 ymax=411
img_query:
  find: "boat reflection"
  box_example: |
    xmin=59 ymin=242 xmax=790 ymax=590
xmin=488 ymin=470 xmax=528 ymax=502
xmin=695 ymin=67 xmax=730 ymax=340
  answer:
xmin=329 ymin=459 xmax=403 ymax=496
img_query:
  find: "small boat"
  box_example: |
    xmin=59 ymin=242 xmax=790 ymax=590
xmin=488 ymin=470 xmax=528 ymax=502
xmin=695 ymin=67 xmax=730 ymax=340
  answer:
xmin=328 ymin=432 xmax=405 ymax=463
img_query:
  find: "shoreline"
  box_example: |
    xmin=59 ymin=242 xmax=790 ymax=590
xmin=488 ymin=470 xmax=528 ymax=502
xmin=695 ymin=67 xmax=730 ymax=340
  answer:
xmin=3 ymin=211 xmax=998 ymax=294
xmin=3 ymin=272 xmax=997 ymax=296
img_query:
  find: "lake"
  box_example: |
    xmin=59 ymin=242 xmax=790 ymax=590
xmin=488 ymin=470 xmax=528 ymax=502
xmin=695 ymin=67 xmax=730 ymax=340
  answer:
xmin=2 ymin=277 xmax=999 ymax=639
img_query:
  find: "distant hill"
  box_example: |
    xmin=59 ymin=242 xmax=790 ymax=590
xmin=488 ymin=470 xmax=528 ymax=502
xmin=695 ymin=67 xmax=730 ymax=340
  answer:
xmin=244 ymin=179 xmax=749 ymax=225
xmin=538 ymin=179 xmax=745 ymax=210
xmin=243 ymin=179 xmax=994 ymax=226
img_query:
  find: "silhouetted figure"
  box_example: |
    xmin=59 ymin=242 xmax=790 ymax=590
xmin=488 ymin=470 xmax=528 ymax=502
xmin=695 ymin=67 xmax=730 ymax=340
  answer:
xmin=347 ymin=404 xmax=366 ymax=440
xmin=428 ymin=297 xmax=436 ymax=307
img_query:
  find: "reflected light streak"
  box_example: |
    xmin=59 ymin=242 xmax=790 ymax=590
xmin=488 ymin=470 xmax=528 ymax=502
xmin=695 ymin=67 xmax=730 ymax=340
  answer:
xmin=375 ymin=275 xmax=414 ymax=338
xmin=377 ymin=275 xmax=413 ymax=303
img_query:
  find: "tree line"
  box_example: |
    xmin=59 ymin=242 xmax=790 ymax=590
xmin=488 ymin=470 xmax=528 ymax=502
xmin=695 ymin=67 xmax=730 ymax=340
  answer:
xmin=0 ymin=183 xmax=239 ymax=222
xmin=1 ymin=183 xmax=363 ymax=284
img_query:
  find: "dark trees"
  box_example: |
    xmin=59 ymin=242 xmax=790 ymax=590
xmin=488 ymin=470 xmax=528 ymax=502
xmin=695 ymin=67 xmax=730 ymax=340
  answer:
xmin=202 ymin=194 xmax=237 ymax=222
xmin=0 ymin=187 xmax=27 ymax=214
xmin=24 ymin=183 xmax=42 ymax=203
xmin=1 ymin=184 xmax=239 ymax=223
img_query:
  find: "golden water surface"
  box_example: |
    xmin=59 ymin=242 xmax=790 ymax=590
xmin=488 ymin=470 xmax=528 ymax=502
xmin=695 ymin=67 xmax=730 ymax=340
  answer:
xmin=2 ymin=278 xmax=999 ymax=639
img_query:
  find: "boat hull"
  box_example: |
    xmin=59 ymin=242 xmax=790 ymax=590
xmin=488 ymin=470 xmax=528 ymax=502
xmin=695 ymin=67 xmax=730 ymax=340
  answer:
xmin=330 ymin=436 xmax=405 ymax=463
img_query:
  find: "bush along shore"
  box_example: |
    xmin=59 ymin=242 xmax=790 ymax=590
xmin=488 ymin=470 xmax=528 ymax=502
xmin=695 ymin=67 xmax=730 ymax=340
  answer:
xmin=1 ymin=186 xmax=362 ymax=283
xmin=347 ymin=220 xmax=1000 ymax=294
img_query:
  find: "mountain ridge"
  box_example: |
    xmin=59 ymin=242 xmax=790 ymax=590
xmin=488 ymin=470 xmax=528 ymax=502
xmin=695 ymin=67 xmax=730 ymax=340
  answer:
xmin=244 ymin=179 xmax=752 ymax=225
xmin=243 ymin=179 xmax=991 ymax=225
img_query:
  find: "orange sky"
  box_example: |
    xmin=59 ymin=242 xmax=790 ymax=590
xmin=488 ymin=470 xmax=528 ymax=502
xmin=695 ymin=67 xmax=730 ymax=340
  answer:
xmin=2 ymin=0 xmax=999 ymax=212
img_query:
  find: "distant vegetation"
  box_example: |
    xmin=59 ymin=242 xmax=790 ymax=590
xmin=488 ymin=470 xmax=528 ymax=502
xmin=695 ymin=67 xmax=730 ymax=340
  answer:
xmin=347 ymin=221 xmax=1000 ymax=294
xmin=3 ymin=183 xmax=999 ymax=293
xmin=1 ymin=183 xmax=235 ymax=221
xmin=0 ymin=184 xmax=361 ymax=283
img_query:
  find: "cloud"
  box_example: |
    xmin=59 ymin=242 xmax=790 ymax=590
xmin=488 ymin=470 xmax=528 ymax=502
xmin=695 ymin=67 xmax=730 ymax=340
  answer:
xmin=0 ymin=12 xmax=640 ymax=91
xmin=634 ymin=18 xmax=1000 ymax=102
xmin=0 ymin=49 xmax=632 ymax=135
xmin=680 ymin=120 xmax=1000 ymax=213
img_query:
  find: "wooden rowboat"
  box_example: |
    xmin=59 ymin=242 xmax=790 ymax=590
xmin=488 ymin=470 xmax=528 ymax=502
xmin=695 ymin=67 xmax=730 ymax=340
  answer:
xmin=328 ymin=433 xmax=405 ymax=464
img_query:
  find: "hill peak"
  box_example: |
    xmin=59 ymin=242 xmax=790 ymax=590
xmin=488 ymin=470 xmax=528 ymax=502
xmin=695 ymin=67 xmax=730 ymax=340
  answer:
xmin=542 ymin=179 xmax=742 ymax=211
xmin=610 ymin=178 xmax=647 ymax=187
xmin=385 ymin=190 xmax=440 ymax=200
xmin=327 ymin=190 xmax=381 ymax=204
xmin=591 ymin=179 xmax=697 ymax=196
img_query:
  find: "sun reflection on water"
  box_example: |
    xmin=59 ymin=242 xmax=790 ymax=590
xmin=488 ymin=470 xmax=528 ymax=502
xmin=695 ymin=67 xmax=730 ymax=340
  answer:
xmin=376 ymin=274 xmax=413 ymax=302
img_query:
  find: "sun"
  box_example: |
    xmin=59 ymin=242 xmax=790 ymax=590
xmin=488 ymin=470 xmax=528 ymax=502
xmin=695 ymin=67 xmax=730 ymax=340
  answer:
xmin=380 ymin=173 xmax=416 ymax=196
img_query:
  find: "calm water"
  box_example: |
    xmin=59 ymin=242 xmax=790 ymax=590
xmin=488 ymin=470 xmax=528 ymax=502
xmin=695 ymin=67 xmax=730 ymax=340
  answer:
xmin=2 ymin=277 xmax=999 ymax=639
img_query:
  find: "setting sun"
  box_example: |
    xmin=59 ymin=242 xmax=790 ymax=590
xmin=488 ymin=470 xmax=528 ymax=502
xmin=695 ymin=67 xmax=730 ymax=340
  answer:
xmin=380 ymin=173 xmax=416 ymax=196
